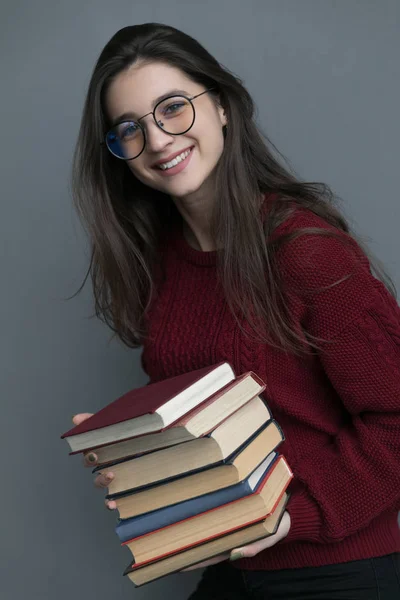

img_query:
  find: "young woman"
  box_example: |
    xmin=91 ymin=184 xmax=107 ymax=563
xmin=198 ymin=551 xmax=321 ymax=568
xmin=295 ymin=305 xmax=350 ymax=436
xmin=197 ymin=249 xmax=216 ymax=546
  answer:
xmin=71 ymin=23 xmax=400 ymax=599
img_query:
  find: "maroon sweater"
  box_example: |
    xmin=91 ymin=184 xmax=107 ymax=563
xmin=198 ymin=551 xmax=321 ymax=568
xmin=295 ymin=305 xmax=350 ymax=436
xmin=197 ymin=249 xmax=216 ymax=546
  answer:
xmin=141 ymin=205 xmax=400 ymax=571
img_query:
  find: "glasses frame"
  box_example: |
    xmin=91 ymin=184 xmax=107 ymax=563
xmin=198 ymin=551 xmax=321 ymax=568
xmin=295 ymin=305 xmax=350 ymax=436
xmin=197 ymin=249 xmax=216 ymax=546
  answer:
xmin=104 ymin=88 xmax=214 ymax=161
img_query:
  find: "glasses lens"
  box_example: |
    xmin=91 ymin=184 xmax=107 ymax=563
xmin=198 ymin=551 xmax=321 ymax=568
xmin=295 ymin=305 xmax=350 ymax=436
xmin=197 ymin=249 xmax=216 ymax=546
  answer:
xmin=155 ymin=96 xmax=194 ymax=135
xmin=106 ymin=121 xmax=144 ymax=159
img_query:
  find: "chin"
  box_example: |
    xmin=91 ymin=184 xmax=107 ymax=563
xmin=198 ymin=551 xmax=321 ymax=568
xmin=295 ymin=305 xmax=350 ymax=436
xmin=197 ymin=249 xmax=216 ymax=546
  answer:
xmin=170 ymin=184 xmax=203 ymax=199
xmin=135 ymin=165 xmax=214 ymax=200
xmin=159 ymin=178 xmax=207 ymax=199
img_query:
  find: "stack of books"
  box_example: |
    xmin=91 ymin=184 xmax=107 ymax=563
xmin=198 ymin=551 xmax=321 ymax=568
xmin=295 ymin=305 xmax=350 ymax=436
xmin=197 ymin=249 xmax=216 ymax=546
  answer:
xmin=62 ymin=362 xmax=292 ymax=586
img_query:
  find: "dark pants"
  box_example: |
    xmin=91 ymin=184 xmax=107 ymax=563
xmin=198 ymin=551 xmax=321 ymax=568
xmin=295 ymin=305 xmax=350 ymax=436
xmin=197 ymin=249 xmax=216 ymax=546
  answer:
xmin=188 ymin=553 xmax=400 ymax=599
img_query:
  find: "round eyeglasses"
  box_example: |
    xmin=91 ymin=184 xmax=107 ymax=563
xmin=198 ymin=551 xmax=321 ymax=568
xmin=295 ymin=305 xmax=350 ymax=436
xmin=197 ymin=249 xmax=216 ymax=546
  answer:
xmin=104 ymin=89 xmax=213 ymax=161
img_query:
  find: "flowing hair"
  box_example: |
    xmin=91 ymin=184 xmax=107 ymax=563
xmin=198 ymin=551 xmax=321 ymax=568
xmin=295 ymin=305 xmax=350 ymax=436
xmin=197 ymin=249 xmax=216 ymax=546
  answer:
xmin=72 ymin=22 xmax=395 ymax=354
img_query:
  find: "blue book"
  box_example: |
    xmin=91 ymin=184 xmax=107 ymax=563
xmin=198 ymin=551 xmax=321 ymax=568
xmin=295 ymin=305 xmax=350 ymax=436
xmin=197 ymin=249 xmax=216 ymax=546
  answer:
xmin=115 ymin=450 xmax=278 ymax=542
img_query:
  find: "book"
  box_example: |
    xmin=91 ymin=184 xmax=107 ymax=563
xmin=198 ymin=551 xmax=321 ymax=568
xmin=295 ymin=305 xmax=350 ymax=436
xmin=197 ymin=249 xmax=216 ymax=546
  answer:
xmin=61 ymin=362 xmax=235 ymax=452
xmin=62 ymin=363 xmax=292 ymax=589
xmin=124 ymin=492 xmax=289 ymax=586
xmin=122 ymin=458 xmax=292 ymax=566
xmin=108 ymin=419 xmax=284 ymax=512
xmin=95 ymin=396 xmax=272 ymax=495
xmin=73 ymin=372 xmax=266 ymax=465
xmin=115 ymin=451 xmax=279 ymax=541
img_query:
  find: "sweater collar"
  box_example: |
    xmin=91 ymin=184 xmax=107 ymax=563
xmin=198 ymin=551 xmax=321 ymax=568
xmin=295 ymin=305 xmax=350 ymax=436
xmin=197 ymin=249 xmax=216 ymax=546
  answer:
xmin=168 ymin=192 xmax=277 ymax=267
xmin=170 ymin=224 xmax=217 ymax=267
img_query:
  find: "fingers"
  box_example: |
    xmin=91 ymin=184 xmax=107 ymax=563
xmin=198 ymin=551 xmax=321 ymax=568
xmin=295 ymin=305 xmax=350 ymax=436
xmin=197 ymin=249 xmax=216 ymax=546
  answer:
xmin=71 ymin=414 xmax=117 ymax=512
xmin=90 ymin=467 xmax=117 ymax=512
xmin=102 ymin=471 xmax=117 ymax=511
xmin=94 ymin=471 xmax=114 ymax=489
xmin=71 ymin=415 xmax=99 ymax=468
xmin=230 ymin=536 xmax=275 ymax=560
xmin=104 ymin=499 xmax=117 ymax=511
xmin=72 ymin=413 xmax=94 ymax=426
xmin=230 ymin=512 xmax=291 ymax=560
xmin=83 ymin=451 xmax=98 ymax=467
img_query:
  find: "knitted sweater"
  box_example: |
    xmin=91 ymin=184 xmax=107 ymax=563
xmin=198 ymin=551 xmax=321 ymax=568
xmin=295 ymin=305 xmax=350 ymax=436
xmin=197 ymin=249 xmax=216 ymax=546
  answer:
xmin=140 ymin=205 xmax=400 ymax=571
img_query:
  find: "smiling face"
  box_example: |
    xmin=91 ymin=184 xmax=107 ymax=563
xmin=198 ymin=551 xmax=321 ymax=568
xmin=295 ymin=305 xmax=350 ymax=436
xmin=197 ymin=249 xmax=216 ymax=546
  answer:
xmin=105 ymin=61 xmax=227 ymax=202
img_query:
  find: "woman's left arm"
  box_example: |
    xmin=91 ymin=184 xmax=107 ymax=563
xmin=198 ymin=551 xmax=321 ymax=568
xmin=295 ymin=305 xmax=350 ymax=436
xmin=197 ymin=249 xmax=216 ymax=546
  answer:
xmin=275 ymin=221 xmax=400 ymax=546
xmin=284 ymin=284 xmax=400 ymax=545
xmin=232 ymin=239 xmax=400 ymax=559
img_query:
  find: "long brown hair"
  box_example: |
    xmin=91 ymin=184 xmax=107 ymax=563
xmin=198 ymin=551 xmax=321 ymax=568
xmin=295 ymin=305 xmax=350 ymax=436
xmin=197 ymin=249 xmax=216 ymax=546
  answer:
xmin=72 ymin=23 xmax=395 ymax=354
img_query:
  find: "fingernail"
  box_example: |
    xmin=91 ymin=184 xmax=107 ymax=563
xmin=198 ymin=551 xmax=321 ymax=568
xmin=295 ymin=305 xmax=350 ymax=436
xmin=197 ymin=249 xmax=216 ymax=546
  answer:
xmin=230 ymin=551 xmax=243 ymax=562
xmin=105 ymin=473 xmax=113 ymax=481
xmin=87 ymin=453 xmax=96 ymax=463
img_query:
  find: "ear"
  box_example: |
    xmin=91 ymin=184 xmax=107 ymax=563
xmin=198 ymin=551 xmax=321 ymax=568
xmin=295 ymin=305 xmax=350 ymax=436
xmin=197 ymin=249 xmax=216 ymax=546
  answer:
xmin=218 ymin=104 xmax=228 ymax=128
xmin=215 ymin=94 xmax=228 ymax=127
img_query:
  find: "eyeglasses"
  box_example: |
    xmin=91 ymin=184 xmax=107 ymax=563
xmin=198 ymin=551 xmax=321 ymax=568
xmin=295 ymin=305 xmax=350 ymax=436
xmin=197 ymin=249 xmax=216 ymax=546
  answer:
xmin=104 ymin=89 xmax=213 ymax=161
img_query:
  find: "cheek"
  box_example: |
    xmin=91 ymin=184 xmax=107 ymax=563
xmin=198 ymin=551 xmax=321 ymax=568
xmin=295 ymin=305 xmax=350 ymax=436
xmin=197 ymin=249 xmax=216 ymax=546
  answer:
xmin=195 ymin=115 xmax=225 ymax=157
xmin=198 ymin=128 xmax=225 ymax=168
xmin=126 ymin=161 xmax=169 ymax=194
xmin=127 ymin=163 xmax=141 ymax=178
xmin=126 ymin=162 xmax=151 ymax=185
xmin=213 ymin=130 xmax=225 ymax=158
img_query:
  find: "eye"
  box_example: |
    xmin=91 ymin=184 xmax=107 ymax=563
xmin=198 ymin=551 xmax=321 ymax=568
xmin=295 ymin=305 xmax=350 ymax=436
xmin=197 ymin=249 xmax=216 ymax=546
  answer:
xmin=162 ymin=102 xmax=187 ymax=116
xmin=118 ymin=121 xmax=140 ymax=140
xmin=166 ymin=102 xmax=183 ymax=112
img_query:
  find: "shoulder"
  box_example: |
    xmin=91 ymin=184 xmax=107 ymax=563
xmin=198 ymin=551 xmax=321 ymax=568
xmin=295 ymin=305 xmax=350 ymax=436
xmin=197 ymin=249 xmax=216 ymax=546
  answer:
xmin=268 ymin=205 xmax=393 ymax=338
xmin=270 ymin=205 xmax=371 ymax=290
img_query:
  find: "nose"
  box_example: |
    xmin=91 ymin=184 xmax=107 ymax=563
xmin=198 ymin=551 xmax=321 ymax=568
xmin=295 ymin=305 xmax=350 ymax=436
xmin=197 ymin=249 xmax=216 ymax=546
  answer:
xmin=144 ymin=118 xmax=173 ymax=154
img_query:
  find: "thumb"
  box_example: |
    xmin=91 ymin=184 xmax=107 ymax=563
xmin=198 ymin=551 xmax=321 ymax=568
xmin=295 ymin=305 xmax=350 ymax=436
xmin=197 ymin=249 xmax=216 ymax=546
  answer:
xmin=72 ymin=413 xmax=94 ymax=426
xmin=229 ymin=512 xmax=291 ymax=560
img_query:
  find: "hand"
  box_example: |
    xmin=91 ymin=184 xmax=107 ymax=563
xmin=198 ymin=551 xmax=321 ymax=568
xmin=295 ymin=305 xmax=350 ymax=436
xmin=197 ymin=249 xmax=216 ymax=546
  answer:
xmin=72 ymin=414 xmax=117 ymax=511
xmin=182 ymin=511 xmax=291 ymax=571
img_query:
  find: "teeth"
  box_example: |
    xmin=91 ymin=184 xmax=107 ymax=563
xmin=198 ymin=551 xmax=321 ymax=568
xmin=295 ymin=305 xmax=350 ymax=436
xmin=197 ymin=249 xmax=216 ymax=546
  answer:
xmin=158 ymin=149 xmax=192 ymax=170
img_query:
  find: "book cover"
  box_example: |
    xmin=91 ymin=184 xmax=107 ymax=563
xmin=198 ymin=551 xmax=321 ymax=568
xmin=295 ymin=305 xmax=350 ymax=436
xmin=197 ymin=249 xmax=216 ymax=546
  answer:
xmin=67 ymin=371 xmax=266 ymax=456
xmin=61 ymin=362 xmax=234 ymax=439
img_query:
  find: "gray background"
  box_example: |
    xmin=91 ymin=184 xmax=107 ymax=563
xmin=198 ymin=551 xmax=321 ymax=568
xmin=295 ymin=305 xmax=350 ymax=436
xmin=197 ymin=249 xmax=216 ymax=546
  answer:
xmin=1 ymin=1 xmax=399 ymax=598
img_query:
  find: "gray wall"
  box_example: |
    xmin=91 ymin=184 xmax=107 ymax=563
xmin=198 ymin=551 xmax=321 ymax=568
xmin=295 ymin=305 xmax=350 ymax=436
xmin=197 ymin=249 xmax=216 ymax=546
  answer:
xmin=1 ymin=1 xmax=399 ymax=598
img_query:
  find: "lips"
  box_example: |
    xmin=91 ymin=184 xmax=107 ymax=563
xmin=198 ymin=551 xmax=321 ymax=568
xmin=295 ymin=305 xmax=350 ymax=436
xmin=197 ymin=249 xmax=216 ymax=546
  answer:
xmin=151 ymin=146 xmax=194 ymax=169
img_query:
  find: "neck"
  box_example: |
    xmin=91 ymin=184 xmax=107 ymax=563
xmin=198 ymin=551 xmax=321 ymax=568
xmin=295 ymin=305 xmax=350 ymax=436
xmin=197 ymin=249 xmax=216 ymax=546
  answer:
xmin=172 ymin=182 xmax=216 ymax=252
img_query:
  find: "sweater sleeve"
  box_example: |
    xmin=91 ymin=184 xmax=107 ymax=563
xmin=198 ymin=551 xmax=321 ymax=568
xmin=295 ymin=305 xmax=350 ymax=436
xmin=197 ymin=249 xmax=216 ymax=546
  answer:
xmin=276 ymin=214 xmax=400 ymax=544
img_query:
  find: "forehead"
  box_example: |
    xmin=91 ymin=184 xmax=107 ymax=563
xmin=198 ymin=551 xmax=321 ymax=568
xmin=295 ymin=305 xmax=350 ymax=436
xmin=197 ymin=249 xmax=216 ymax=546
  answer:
xmin=105 ymin=61 xmax=200 ymax=121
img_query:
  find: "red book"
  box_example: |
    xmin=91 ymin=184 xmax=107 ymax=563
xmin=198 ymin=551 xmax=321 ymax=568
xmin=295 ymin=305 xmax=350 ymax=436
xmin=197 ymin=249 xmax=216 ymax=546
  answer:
xmin=69 ymin=371 xmax=266 ymax=466
xmin=61 ymin=362 xmax=235 ymax=453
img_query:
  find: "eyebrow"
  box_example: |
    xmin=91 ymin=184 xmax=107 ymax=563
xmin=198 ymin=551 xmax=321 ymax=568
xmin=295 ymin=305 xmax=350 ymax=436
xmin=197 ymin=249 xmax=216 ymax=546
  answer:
xmin=111 ymin=88 xmax=191 ymax=126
